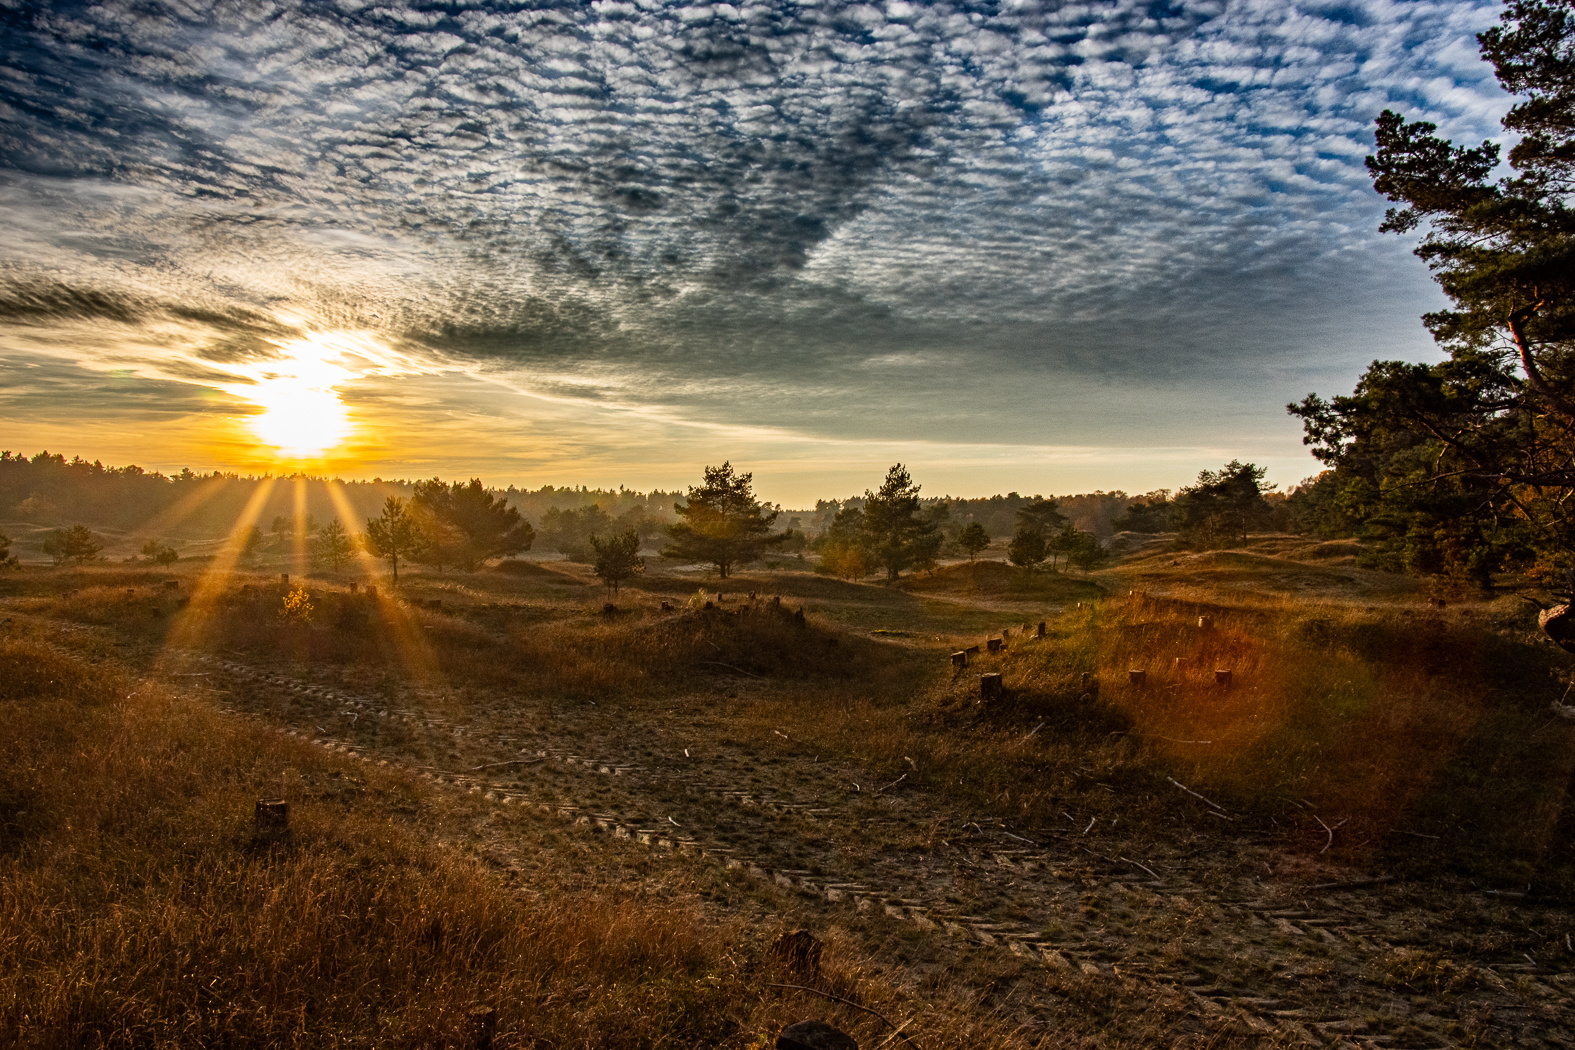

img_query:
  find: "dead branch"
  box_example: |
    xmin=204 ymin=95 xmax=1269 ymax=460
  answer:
xmin=1308 ymin=876 xmax=1396 ymax=892
xmin=1118 ymin=856 xmax=1161 ymax=881
xmin=469 ymin=758 xmax=544 ymax=770
xmin=1316 ymin=815 xmax=1349 ymax=854
xmin=705 ymin=660 xmax=766 ymax=679
xmin=875 ymin=773 xmax=908 ymax=794
xmin=1167 ymin=776 xmax=1225 ymax=812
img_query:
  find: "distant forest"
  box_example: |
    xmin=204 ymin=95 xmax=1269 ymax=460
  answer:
xmin=0 ymin=450 xmax=1175 ymax=559
xmin=0 ymin=451 xmax=676 ymax=553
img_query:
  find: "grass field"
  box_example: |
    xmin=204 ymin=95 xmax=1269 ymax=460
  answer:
xmin=4 ymin=544 xmax=1574 ymax=1048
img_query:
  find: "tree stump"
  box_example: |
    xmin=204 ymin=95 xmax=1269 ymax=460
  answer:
xmin=769 ymin=928 xmax=823 ymax=975
xmin=1037 ymin=621 xmax=1046 ymax=637
xmin=979 ymin=673 xmax=1003 ymax=701
xmin=255 ymin=798 xmax=289 ymax=835
xmin=280 ymin=573 xmax=289 ymax=586
xmin=1128 ymin=669 xmax=1146 ymax=686
xmin=1541 ymin=604 xmax=1575 ymax=652
xmin=986 ymin=637 xmax=1003 ymax=653
xmin=951 ymin=651 xmax=968 ymax=669
xmin=660 ymin=600 xmax=673 ymax=612
xmin=1215 ymin=669 xmax=1233 ymax=686
xmin=1197 ymin=616 xmax=1213 ymax=629
xmin=349 ymin=582 xmax=358 ymax=594
xmin=467 ymin=1005 xmax=497 ymax=1050
xmin=964 ymin=644 xmax=980 ymax=658
xmin=778 ymin=1019 xmax=857 ymax=1050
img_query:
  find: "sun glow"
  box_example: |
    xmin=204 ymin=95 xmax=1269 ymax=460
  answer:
xmin=243 ymin=336 xmax=356 ymax=457
xmin=221 ymin=330 xmax=415 ymax=459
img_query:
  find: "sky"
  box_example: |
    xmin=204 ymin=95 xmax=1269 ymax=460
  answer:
xmin=0 ymin=0 xmax=1513 ymax=506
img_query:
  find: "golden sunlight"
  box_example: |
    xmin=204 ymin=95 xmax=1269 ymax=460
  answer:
xmin=232 ymin=332 xmax=379 ymax=458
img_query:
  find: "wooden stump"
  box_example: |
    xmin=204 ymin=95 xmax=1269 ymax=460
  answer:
xmin=349 ymin=582 xmax=358 ymax=594
xmin=1215 ymin=669 xmax=1233 ymax=686
xmin=769 ymin=928 xmax=824 ymax=975
xmin=1197 ymin=616 xmax=1213 ymax=629
xmin=951 ymin=651 xmax=968 ymax=669
xmin=255 ymin=798 xmax=289 ymax=834
xmin=979 ymin=673 xmax=1003 ymax=702
xmin=660 ymin=600 xmax=673 ymax=612
xmin=777 ymin=1019 xmax=857 ymax=1050
xmin=964 ymin=644 xmax=981 ymax=657
xmin=1128 ymin=669 xmax=1146 ymax=686
xmin=1037 ymin=621 xmax=1046 ymax=638
xmin=467 ymin=1005 xmax=497 ymax=1050
xmin=280 ymin=573 xmax=289 ymax=586
xmin=986 ymin=637 xmax=1003 ymax=653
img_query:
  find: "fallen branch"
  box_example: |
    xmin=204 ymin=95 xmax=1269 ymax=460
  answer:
xmin=875 ymin=773 xmax=908 ymax=795
xmin=1308 ymin=876 xmax=1396 ymax=892
xmin=469 ymin=758 xmax=543 ymax=770
xmin=1118 ymin=856 xmax=1161 ymax=881
xmin=705 ymin=660 xmax=766 ymax=679
xmin=1316 ymin=815 xmax=1349 ymax=854
xmin=767 ymin=983 xmax=920 ymax=1048
xmin=1167 ymin=776 xmax=1225 ymax=812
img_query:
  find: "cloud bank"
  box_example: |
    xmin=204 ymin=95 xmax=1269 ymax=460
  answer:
xmin=0 ymin=0 xmax=1510 ymax=495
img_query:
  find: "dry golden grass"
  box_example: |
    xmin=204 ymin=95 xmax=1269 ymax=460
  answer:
xmin=743 ymin=591 xmax=1575 ymax=889
xmin=0 ymin=634 xmax=1041 ymax=1049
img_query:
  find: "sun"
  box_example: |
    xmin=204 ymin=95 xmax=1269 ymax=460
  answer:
xmin=237 ymin=333 xmax=363 ymax=458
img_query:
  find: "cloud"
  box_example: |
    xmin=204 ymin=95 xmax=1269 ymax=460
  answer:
xmin=0 ymin=0 xmax=1510 ymax=481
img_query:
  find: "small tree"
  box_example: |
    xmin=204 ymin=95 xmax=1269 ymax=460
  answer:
xmin=1066 ymin=530 xmax=1111 ymax=571
xmin=1008 ymin=525 xmax=1048 ymax=569
xmin=237 ymin=525 xmax=264 ymax=564
xmin=815 ymin=506 xmax=871 ymax=580
xmin=663 ymin=462 xmax=787 ymax=578
xmin=957 ymin=521 xmax=991 ymax=560
xmin=590 ymin=529 xmax=644 ymax=593
xmin=1016 ymin=499 xmax=1069 ymax=537
xmin=43 ymin=524 xmax=103 ymax=566
xmin=862 ymin=463 xmax=940 ymax=581
xmin=1173 ymin=461 xmax=1274 ymax=548
xmin=411 ymin=478 xmax=534 ymax=571
xmin=1046 ymin=523 xmax=1080 ymax=570
xmin=313 ymin=518 xmax=355 ymax=572
xmin=364 ymin=496 xmax=429 ymax=583
xmin=140 ymin=539 xmax=178 ymax=565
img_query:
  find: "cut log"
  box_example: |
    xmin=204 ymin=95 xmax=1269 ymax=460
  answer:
xmin=1540 ymin=604 xmax=1575 ymax=653
xmin=979 ymin=673 xmax=1003 ymax=701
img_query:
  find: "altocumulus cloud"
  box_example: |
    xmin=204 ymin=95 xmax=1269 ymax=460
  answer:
xmin=0 ymin=0 xmax=1511 ymax=482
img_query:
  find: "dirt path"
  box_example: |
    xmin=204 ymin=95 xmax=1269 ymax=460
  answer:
xmin=144 ymin=641 xmax=1575 ymax=1050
